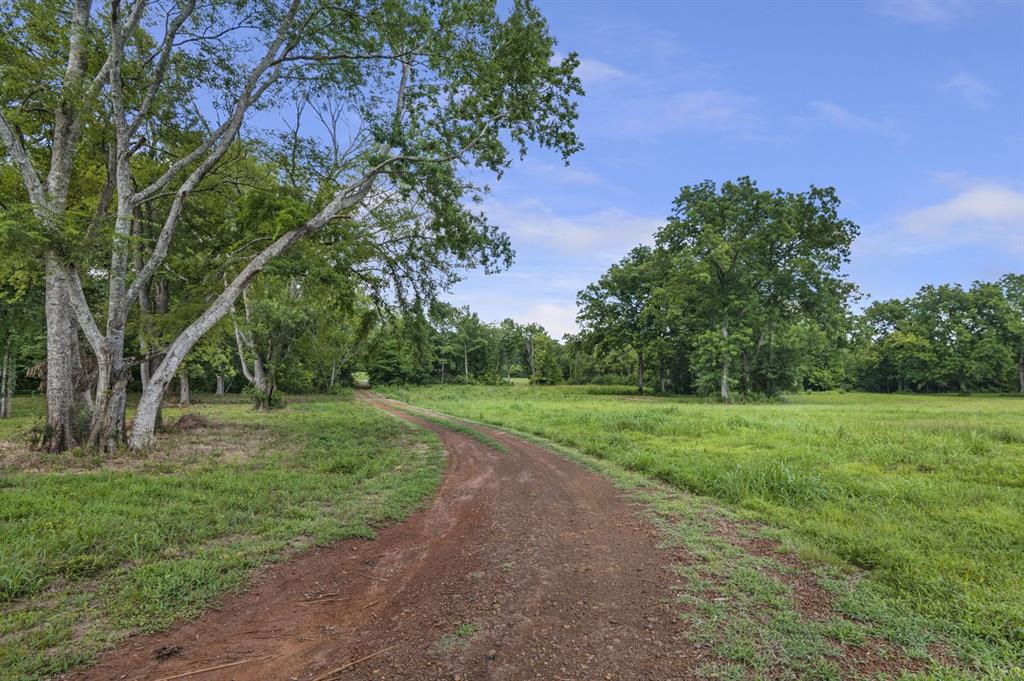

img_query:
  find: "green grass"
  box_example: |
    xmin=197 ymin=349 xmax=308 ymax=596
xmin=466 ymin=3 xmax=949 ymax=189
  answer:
xmin=379 ymin=385 xmax=1024 ymax=675
xmin=0 ymin=393 xmax=444 ymax=681
xmin=433 ymin=621 xmax=478 ymax=652
xmin=386 ymin=402 xmax=508 ymax=453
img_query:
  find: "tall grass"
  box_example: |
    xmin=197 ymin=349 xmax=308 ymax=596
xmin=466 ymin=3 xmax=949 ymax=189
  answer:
xmin=381 ymin=385 xmax=1024 ymax=670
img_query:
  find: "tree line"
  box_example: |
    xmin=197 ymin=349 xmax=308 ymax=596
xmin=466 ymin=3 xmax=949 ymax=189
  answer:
xmin=353 ymin=177 xmax=1022 ymax=398
xmin=575 ymin=178 xmax=1022 ymax=399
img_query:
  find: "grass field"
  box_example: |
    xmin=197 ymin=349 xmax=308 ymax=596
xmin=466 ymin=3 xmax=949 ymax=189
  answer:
xmin=0 ymin=394 xmax=444 ymax=681
xmin=379 ymin=385 xmax=1024 ymax=673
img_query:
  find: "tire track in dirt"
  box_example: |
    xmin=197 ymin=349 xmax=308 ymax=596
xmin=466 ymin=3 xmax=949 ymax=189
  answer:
xmin=66 ymin=392 xmax=700 ymax=680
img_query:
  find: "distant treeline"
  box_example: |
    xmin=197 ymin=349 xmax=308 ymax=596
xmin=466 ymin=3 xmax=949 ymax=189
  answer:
xmin=2 ymin=179 xmax=1019 ymax=408
xmin=358 ymin=273 xmax=1023 ymax=398
xmin=569 ymin=178 xmax=1022 ymax=399
xmin=370 ymin=178 xmax=1023 ymax=399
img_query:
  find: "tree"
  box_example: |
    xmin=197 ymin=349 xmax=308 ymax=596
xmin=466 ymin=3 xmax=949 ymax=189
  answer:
xmin=0 ymin=201 xmax=44 ymax=419
xmin=1 ymin=0 xmax=582 ymax=450
xmin=451 ymin=307 xmax=488 ymax=381
xmin=577 ymin=246 xmax=659 ymax=394
xmin=990 ymin=275 xmax=1024 ymax=393
xmin=848 ymin=277 xmax=1022 ymax=394
xmin=0 ymin=0 xmax=111 ymax=449
xmin=656 ymin=177 xmax=858 ymax=400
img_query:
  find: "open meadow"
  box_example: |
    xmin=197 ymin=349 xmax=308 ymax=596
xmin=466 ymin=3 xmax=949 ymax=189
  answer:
xmin=380 ymin=385 xmax=1024 ymax=671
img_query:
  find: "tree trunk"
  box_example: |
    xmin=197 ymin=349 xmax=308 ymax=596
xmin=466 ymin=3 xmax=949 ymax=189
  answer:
xmin=719 ymin=322 xmax=731 ymax=403
xmin=179 ymin=365 xmax=191 ymax=405
xmin=525 ymin=334 xmax=536 ymax=380
xmin=637 ymin=350 xmax=645 ymax=396
xmin=41 ymin=254 xmax=79 ymax=452
xmin=741 ymin=352 xmax=752 ymax=394
xmin=134 ymin=214 xmax=152 ymax=392
xmin=251 ymin=354 xmax=273 ymax=409
xmin=232 ymin=291 xmax=273 ymax=409
xmin=464 ymin=344 xmax=469 ymax=381
xmin=0 ymin=336 xmax=10 ymax=419
xmin=87 ymin=329 xmax=129 ymax=451
xmin=329 ymin=361 xmax=337 ymax=389
xmin=149 ymin=277 xmax=170 ymax=423
xmin=87 ymin=370 xmax=128 ymax=452
xmin=216 ymin=374 xmax=225 ymax=396
xmin=1018 ymin=352 xmax=1023 ymax=394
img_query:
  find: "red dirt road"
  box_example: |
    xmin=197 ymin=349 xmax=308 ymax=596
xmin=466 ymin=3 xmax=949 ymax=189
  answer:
xmin=68 ymin=393 xmax=699 ymax=680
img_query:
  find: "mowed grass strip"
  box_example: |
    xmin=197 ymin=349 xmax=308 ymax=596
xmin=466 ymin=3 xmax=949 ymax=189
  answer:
xmin=384 ymin=402 xmax=508 ymax=454
xmin=0 ymin=394 xmax=444 ymax=681
xmin=380 ymin=385 xmax=1024 ymax=673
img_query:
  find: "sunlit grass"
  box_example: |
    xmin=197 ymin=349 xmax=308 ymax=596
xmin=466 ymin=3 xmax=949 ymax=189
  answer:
xmin=380 ymin=385 xmax=1024 ymax=673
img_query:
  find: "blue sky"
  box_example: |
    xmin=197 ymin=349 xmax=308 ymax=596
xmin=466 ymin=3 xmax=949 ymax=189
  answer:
xmin=444 ymin=0 xmax=1024 ymax=337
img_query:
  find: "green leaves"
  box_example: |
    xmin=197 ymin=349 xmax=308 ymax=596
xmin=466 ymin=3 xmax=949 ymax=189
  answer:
xmin=851 ymin=278 xmax=1022 ymax=393
xmin=578 ymin=177 xmax=860 ymax=397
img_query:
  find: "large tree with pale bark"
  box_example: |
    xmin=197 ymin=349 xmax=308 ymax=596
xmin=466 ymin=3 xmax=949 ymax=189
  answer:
xmin=0 ymin=0 xmax=581 ymax=450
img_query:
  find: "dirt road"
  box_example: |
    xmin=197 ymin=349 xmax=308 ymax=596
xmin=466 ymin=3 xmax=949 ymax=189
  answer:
xmin=69 ymin=393 xmax=700 ymax=680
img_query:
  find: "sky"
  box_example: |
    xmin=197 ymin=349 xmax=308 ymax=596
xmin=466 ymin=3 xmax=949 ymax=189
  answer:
xmin=442 ymin=0 xmax=1024 ymax=338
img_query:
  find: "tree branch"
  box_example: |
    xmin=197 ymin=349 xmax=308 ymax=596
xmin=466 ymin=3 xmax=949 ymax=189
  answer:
xmin=0 ymin=111 xmax=47 ymax=211
xmin=64 ymin=267 xmax=105 ymax=354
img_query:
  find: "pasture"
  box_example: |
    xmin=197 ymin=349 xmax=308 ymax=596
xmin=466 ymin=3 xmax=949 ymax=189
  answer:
xmin=380 ymin=385 xmax=1024 ymax=670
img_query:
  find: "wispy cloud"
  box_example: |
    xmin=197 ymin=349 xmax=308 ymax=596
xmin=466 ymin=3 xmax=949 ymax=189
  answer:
xmin=483 ymin=199 xmax=660 ymax=256
xmin=661 ymin=91 xmax=759 ymax=132
xmin=862 ymin=180 xmax=1024 ymax=255
xmin=870 ymin=0 xmax=967 ymax=25
xmin=525 ymin=162 xmax=607 ymax=187
xmin=577 ymin=57 xmax=627 ymax=84
xmin=604 ymin=89 xmax=775 ymax=142
xmin=805 ymin=101 xmax=906 ymax=140
xmin=940 ymin=70 xmax=996 ymax=109
xmin=555 ymin=53 xmax=627 ymax=86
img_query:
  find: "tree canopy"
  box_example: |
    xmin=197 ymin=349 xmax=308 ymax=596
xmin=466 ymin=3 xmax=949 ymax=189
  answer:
xmin=0 ymin=0 xmax=582 ymax=448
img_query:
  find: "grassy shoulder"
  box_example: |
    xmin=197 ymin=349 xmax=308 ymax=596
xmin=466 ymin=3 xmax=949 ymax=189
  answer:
xmin=0 ymin=393 xmax=444 ymax=681
xmin=379 ymin=385 xmax=1024 ymax=675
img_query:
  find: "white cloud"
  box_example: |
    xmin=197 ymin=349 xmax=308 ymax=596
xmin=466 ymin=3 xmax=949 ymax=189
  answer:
xmin=806 ymin=101 xmax=906 ymax=140
xmin=940 ymin=71 xmax=996 ymax=109
xmin=483 ymin=199 xmax=661 ymax=256
xmin=522 ymin=302 xmax=580 ymax=338
xmin=577 ymin=57 xmax=628 ymax=84
xmin=554 ymin=53 xmax=627 ymax=86
xmin=863 ymin=181 xmax=1024 ymax=255
xmin=871 ymin=0 xmax=967 ymax=25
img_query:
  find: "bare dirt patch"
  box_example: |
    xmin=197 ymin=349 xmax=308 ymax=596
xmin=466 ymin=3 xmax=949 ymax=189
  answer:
xmin=168 ymin=412 xmax=213 ymax=431
xmin=0 ymin=410 xmax=284 ymax=473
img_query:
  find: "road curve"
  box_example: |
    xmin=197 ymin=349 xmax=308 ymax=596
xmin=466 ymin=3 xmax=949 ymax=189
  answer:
xmin=67 ymin=392 xmax=696 ymax=680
